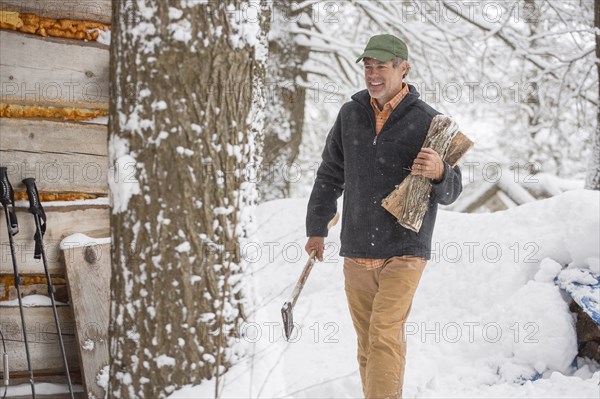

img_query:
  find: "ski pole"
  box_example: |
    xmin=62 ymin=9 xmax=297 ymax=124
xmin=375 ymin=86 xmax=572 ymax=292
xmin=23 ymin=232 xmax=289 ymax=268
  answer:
xmin=0 ymin=168 xmax=36 ymax=398
xmin=22 ymin=178 xmax=74 ymax=399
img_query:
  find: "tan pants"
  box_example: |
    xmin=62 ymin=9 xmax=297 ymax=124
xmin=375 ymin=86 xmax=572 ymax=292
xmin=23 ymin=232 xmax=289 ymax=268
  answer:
xmin=344 ymin=255 xmax=427 ymax=399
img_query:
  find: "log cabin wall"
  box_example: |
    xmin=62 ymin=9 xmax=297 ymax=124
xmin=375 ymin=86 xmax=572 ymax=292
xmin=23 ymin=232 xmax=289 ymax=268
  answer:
xmin=0 ymin=0 xmax=112 ymax=394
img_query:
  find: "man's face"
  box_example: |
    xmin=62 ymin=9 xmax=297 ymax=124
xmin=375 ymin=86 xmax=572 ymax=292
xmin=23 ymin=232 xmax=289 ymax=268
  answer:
xmin=363 ymin=58 xmax=405 ymax=107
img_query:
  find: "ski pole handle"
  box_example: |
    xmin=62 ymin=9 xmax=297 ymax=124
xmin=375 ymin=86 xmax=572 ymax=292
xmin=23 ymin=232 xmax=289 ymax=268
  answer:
xmin=0 ymin=167 xmax=14 ymax=206
xmin=22 ymin=178 xmax=46 ymax=260
xmin=1 ymin=167 xmax=19 ymax=234
xmin=22 ymin=178 xmax=42 ymax=214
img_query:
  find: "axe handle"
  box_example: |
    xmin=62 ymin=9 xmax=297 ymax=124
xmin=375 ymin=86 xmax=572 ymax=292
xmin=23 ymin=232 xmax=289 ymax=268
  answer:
xmin=289 ymin=250 xmax=316 ymax=308
xmin=289 ymin=212 xmax=340 ymax=308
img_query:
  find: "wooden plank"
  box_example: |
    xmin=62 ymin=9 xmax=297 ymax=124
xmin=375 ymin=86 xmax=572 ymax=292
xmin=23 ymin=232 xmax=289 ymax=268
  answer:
xmin=63 ymin=242 xmax=110 ymax=399
xmin=0 ymin=118 xmax=108 ymax=194
xmin=0 ymin=202 xmax=109 ymax=274
xmin=0 ymin=306 xmax=79 ymax=373
xmin=0 ymin=118 xmax=106 ymax=155
xmin=0 ymin=30 xmax=109 ymax=106
xmin=0 ymin=150 xmax=108 ymax=194
xmin=0 ymin=0 xmax=112 ymax=25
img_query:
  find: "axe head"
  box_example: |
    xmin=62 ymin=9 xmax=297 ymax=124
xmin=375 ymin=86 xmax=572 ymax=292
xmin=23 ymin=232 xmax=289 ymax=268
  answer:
xmin=281 ymin=301 xmax=294 ymax=340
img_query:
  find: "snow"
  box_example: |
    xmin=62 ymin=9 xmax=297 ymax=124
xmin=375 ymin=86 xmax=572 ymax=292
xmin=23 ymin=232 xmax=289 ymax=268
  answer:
xmin=191 ymin=123 xmax=202 ymax=133
xmin=109 ymin=152 xmax=141 ymax=214
xmin=97 ymin=365 xmax=110 ymax=392
xmin=175 ymin=241 xmax=191 ymax=253
xmin=81 ymin=115 xmax=109 ymax=125
xmin=169 ymin=7 xmax=184 ymax=20
xmin=156 ymin=354 xmax=177 ymax=368
xmin=533 ymin=258 xmax=562 ymax=282
xmin=170 ymin=189 xmax=599 ymax=398
xmin=87 ymin=28 xmax=111 ymax=46
xmin=82 ymin=339 xmax=95 ymax=351
xmin=498 ymin=172 xmax=536 ymax=204
xmin=227 ymin=2 xmax=265 ymax=50
xmin=96 ymin=29 xmax=111 ymax=46
xmin=214 ymin=206 xmax=235 ymax=216
xmin=4 ymin=383 xmax=83 ymax=397
xmin=0 ymin=294 xmax=66 ymax=307
xmin=153 ymin=100 xmax=168 ymax=111
xmin=168 ymin=18 xmax=193 ymax=44
xmin=176 ymin=146 xmax=195 ymax=156
xmin=525 ymin=173 xmax=585 ymax=197
xmin=60 ymin=233 xmax=111 ymax=250
xmin=587 ymin=257 xmax=600 ymax=274
xmin=558 ymin=268 xmax=598 ymax=286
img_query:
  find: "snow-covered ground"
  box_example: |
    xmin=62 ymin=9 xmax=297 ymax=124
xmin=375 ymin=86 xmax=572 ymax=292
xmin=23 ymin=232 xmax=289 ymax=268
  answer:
xmin=172 ymin=189 xmax=600 ymax=398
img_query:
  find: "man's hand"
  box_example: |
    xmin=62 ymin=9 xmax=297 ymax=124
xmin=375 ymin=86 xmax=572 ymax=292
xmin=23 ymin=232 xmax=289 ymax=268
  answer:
xmin=411 ymin=147 xmax=445 ymax=182
xmin=305 ymin=237 xmax=325 ymax=262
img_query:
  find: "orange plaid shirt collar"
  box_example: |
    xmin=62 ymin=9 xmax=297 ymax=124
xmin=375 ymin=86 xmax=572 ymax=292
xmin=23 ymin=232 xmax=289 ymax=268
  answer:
xmin=370 ymin=82 xmax=410 ymax=135
xmin=350 ymin=82 xmax=410 ymax=270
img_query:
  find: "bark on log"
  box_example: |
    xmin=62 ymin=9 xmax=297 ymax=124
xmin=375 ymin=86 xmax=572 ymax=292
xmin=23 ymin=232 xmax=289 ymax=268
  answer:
xmin=382 ymin=115 xmax=474 ymax=232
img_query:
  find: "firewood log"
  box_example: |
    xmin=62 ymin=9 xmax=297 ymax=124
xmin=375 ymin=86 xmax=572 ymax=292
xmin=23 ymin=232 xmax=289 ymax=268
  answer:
xmin=381 ymin=115 xmax=474 ymax=232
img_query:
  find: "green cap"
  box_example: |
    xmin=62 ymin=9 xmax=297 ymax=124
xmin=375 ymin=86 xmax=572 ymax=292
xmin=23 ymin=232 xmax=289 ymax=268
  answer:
xmin=356 ymin=34 xmax=408 ymax=63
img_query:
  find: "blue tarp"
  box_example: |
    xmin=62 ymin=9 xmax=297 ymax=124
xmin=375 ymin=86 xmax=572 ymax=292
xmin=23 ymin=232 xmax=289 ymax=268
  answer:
xmin=557 ymin=270 xmax=600 ymax=326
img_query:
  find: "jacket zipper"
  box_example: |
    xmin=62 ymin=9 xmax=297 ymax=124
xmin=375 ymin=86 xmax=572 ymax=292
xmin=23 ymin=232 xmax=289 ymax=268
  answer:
xmin=357 ymin=102 xmax=378 ymax=256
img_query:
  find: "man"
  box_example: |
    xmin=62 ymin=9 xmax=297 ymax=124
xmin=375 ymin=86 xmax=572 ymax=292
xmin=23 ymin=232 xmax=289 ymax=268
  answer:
xmin=305 ymin=34 xmax=462 ymax=398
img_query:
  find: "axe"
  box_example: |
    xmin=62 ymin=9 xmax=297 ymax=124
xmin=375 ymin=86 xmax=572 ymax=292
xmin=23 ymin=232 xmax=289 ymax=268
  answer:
xmin=281 ymin=212 xmax=339 ymax=341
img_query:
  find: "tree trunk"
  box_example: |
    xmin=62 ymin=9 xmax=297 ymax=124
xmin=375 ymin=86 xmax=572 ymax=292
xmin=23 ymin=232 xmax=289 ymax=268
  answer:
xmin=585 ymin=0 xmax=600 ymax=190
xmin=259 ymin=0 xmax=310 ymax=200
xmin=108 ymin=1 xmax=269 ymax=398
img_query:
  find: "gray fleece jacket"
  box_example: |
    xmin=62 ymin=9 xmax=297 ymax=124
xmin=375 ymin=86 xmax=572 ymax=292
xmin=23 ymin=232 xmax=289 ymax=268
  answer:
xmin=306 ymin=84 xmax=462 ymax=260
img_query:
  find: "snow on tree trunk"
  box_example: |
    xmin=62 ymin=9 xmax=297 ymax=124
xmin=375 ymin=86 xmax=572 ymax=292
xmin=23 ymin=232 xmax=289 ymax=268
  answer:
xmin=108 ymin=1 xmax=269 ymax=398
xmin=585 ymin=0 xmax=600 ymax=190
xmin=259 ymin=0 xmax=309 ymax=200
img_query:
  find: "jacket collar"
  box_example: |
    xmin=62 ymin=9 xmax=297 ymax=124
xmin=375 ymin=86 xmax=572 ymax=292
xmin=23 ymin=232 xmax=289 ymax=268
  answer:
xmin=351 ymin=83 xmax=421 ymax=108
xmin=351 ymin=84 xmax=421 ymax=132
